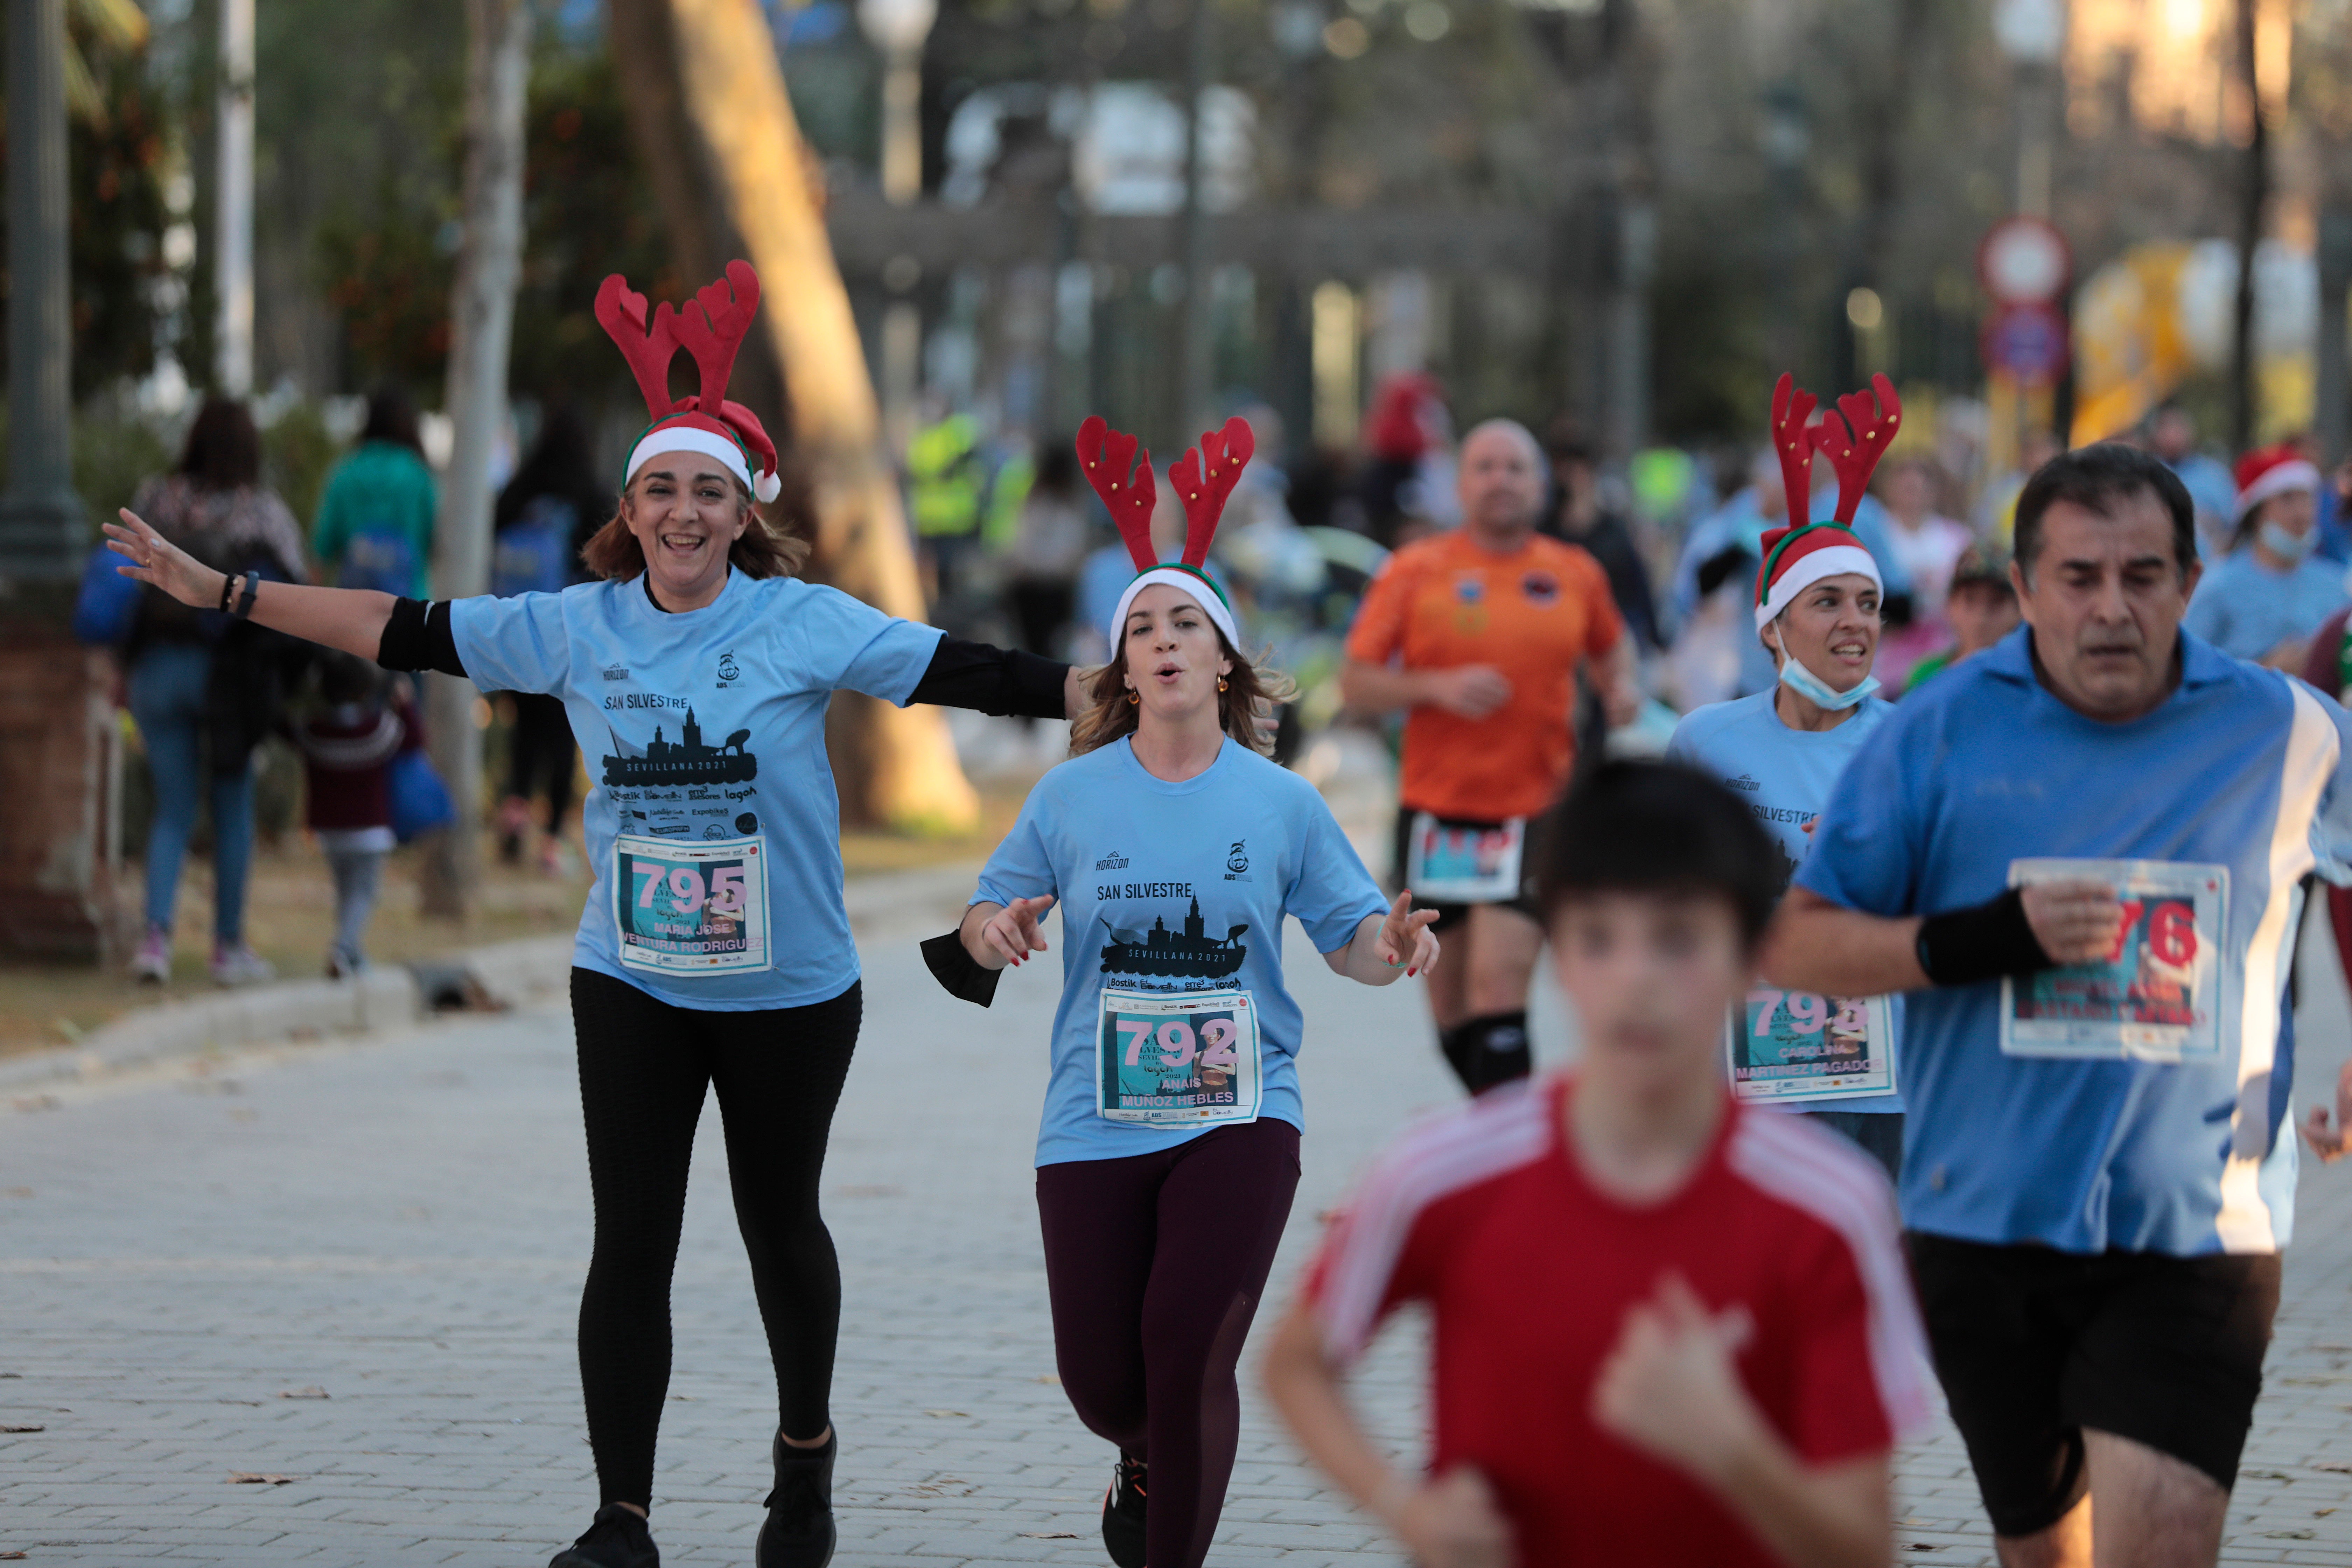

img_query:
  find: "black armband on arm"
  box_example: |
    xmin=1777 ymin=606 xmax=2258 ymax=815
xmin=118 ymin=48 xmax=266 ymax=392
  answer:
xmin=1914 ymin=887 xmax=2056 ymax=987
xmin=908 ymin=637 xmax=1071 ymax=719
xmin=376 ymin=598 xmax=468 ymax=678
xmin=920 ymin=928 xmax=1001 ymax=1007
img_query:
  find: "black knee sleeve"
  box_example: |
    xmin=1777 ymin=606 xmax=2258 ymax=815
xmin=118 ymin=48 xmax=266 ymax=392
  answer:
xmin=1440 ymin=1011 xmax=1530 ymax=1094
xmin=1456 ymin=1010 xmax=1531 ymax=1094
xmin=1438 ymin=1022 xmax=1477 ymax=1088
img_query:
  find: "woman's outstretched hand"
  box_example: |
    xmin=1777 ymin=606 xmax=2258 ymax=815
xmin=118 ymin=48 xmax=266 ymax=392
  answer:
xmin=104 ymin=509 xmax=225 ymax=609
xmin=979 ymin=895 xmax=1057 ymax=970
xmin=1376 ymin=891 xmax=1442 ymax=979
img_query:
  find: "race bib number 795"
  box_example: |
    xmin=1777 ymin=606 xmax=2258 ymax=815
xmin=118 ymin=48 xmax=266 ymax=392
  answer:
xmin=612 ymin=833 xmax=770 ymax=975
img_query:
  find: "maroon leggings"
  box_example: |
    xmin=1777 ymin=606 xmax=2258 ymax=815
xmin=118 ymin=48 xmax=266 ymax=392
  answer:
xmin=1036 ymin=1119 xmax=1302 ymax=1568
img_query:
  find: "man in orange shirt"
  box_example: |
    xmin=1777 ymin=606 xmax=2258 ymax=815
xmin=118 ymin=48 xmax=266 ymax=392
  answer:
xmin=1343 ymin=419 xmax=1640 ymax=1093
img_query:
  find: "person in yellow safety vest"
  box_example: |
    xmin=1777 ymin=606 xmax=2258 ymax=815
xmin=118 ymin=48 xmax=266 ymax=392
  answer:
xmin=986 ymin=447 xmax=1034 ymax=554
xmin=910 ymin=412 xmax=985 ymax=605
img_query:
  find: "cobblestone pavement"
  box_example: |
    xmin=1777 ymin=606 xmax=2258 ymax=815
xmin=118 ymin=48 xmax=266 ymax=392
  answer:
xmin=8 ymin=899 xmax=2352 ymax=1566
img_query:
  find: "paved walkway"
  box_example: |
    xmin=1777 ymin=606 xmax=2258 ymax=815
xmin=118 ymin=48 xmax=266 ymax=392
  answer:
xmin=7 ymin=895 xmax=2352 ymax=1565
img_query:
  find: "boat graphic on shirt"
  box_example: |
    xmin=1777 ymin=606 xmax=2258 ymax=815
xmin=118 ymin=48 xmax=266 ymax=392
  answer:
xmin=1100 ymin=896 xmax=1248 ymax=979
xmin=601 ymin=707 xmax=757 ymax=788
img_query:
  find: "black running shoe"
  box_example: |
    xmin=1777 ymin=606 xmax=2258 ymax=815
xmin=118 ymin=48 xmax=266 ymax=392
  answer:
xmin=756 ymin=1428 xmax=838 ymax=1568
xmin=1101 ymin=1454 xmax=1147 ymax=1568
xmin=549 ymin=1502 xmax=658 ymax=1568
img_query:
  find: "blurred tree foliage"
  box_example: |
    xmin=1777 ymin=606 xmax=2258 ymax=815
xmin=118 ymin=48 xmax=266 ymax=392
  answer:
xmin=0 ymin=0 xmax=174 ymax=398
xmin=506 ymin=47 xmax=670 ymax=402
xmin=297 ymin=16 xmax=658 ymax=408
xmin=261 ymin=400 xmax=341 ymax=526
xmin=258 ymin=0 xmax=468 ymax=397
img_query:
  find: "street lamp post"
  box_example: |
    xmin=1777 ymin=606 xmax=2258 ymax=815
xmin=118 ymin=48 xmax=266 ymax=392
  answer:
xmin=0 ymin=0 xmax=129 ymax=966
xmin=1991 ymin=0 xmax=2066 ymax=465
xmin=0 ymin=0 xmax=84 ymax=582
xmin=861 ymin=0 xmax=937 ymax=460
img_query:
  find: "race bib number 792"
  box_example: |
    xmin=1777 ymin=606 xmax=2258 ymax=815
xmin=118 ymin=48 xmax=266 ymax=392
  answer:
xmin=1096 ymin=987 xmax=1263 ymax=1126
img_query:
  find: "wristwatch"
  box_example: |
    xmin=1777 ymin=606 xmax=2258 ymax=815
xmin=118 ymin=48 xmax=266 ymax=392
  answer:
xmin=220 ymin=569 xmax=261 ymax=620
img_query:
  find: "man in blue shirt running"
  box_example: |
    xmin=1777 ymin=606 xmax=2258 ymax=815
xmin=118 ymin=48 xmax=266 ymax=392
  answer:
xmin=1768 ymin=443 xmax=2352 ymax=1568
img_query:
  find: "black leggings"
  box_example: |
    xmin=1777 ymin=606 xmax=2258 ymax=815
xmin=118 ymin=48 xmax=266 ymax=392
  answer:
xmin=1036 ymin=1119 xmax=1302 ymax=1568
xmin=505 ymin=691 xmax=576 ymax=831
xmin=570 ymin=967 xmax=862 ymax=1508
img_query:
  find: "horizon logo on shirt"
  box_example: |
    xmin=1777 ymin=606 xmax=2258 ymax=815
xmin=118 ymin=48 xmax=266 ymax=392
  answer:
xmin=1725 ymin=774 xmax=1761 ymax=792
xmin=1097 ymin=850 xmax=1130 ymax=870
xmin=604 ymin=663 xmax=629 ymax=681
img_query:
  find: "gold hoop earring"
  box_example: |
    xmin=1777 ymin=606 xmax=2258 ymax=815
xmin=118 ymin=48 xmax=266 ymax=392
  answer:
xmin=1127 ymin=689 xmax=1141 ymax=706
xmin=1217 ymin=676 xmax=1230 ymax=693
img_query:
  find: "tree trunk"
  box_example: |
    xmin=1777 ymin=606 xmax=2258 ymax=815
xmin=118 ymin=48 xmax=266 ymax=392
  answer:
xmin=602 ymin=0 xmax=788 ymax=427
xmin=420 ymin=0 xmax=532 ymax=918
xmin=610 ymin=0 xmax=978 ymax=834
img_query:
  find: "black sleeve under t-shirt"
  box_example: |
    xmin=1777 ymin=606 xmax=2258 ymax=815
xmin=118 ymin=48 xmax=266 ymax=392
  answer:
xmin=377 ymin=598 xmax=466 ymax=677
xmin=373 ymin=593 xmax=1069 ymax=719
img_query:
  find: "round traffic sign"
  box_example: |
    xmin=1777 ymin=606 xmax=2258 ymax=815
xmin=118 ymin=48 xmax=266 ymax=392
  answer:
xmin=1977 ymin=218 xmax=2072 ymax=306
xmin=1981 ymin=301 xmax=2069 ymax=385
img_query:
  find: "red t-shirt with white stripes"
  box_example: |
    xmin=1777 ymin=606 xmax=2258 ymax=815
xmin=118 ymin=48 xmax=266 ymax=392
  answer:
xmin=1305 ymin=1071 xmax=1934 ymax=1568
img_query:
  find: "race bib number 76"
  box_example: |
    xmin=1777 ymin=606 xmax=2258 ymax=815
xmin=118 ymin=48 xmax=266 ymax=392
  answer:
xmin=2001 ymin=858 xmax=2227 ymax=1063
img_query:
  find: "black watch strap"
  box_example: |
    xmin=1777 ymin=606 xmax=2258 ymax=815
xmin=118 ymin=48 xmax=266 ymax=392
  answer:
xmin=228 ymin=569 xmax=261 ymax=620
xmin=1914 ymin=886 xmax=2056 ymax=987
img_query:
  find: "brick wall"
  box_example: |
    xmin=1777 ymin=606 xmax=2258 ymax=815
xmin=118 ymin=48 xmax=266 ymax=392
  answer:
xmin=0 ymin=624 xmax=133 ymax=961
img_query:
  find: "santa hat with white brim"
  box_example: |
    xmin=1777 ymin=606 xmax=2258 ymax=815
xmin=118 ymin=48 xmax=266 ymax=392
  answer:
xmin=1753 ymin=523 xmax=1884 ymax=630
xmin=2233 ymin=447 xmax=2320 ymax=524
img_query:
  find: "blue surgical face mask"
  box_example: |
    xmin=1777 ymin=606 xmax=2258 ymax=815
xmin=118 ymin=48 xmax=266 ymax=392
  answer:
xmin=2259 ymin=519 xmax=2315 ymax=563
xmin=1778 ymin=651 xmax=1881 ymax=710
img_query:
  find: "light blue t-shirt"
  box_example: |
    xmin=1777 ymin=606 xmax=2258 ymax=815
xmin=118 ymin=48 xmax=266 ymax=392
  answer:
xmin=1797 ymin=625 xmax=2352 ymax=1255
xmin=451 ymin=570 xmax=945 ymax=1009
xmin=1667 ymin=688 xmax=1904 ymax=1114
xmin=2181 ymin=548 xmax=2350 ymax=663
xmin=973 ymin=736 xmax=1390 ymax=1167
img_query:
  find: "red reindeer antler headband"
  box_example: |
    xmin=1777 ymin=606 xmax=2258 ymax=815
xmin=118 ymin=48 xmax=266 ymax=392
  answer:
xmin=596 ymin=260 xmax=782 ymax=504
xmin=1077 ymin=415 xmax=1158 ymax=572
xmin=1083 ymin=415 xmax=1254 ymax=649
xmin=1811 ymin=372 xmax=1902 ymax=526
xmin=1754 ymin=372 xmax=1896 ymax=630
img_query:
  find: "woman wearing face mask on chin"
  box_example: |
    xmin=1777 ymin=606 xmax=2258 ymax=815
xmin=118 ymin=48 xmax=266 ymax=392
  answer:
xmin=2183 ymin=445 xmax=2345 ymax=670
xmin=1665 ymin=374 xmax=1908 ymax=1181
